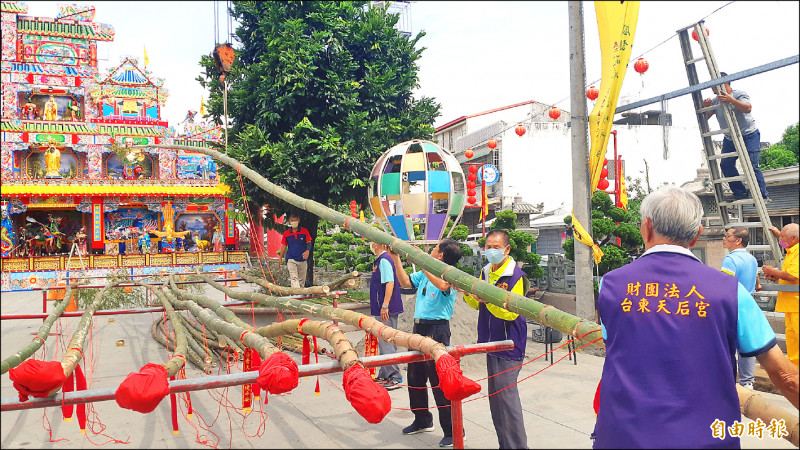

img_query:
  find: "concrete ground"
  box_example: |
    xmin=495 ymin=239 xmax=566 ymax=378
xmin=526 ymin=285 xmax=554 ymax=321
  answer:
xmin=1 ymin=284 xmax=796 ymax=449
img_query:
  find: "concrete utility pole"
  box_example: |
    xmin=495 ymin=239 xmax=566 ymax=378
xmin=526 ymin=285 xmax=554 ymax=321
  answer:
xmin=567 ymin=1 xmax=596 ymax=321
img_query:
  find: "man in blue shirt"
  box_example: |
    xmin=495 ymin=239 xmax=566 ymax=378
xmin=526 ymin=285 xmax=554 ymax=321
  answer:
xmin=721 ymin=226 xmax=761 ymax=390
xmin=390 ymin=239 xmax=463 ymax=448
xmin=278 ymin=213 xmax=312 ymax=288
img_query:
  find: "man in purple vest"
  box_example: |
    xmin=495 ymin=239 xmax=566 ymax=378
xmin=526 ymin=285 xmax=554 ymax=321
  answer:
xmin=462 ymin=229 xmax=529 ymax=449
xmin=593 ymin=186 xmax=799 ymax=449
xmin=369 ymin=240 xmax=404 ymax=390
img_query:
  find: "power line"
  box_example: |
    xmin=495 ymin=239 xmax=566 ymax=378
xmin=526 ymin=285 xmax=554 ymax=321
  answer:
xmin=549 ymin=1 xmax=736 ymax=109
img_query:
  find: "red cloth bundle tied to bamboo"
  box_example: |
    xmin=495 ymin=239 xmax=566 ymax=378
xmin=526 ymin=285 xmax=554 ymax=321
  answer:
xmin=257 ymin=352 xmax=299 ymax=395
xmin=342 ymin=363 xmax=391 ymax=424
xmin=8 ymin=360 xmax=66 ymax=401
xmin=115 ymin=363 xmax=171 ymax=413
xmin=435 ymin=353 xmax=481 ymax=401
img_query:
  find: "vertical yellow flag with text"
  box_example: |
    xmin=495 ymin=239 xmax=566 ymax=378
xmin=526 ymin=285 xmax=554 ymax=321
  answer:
xmin=143 ymin=46 xmax=149 ymax=68
xmin=619 ymin=163 xmax=629 ymax=210
xmin=588 ymin=1 xmax=639 ymax=192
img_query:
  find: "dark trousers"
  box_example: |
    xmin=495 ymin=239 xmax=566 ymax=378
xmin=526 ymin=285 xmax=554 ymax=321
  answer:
xmin=487 ymin=354 xmax=528 ymax=449
xmin=408 ymin=321 xmax=452 ymax=437
xmin=720 ymin=130 xmax=768 ymax=198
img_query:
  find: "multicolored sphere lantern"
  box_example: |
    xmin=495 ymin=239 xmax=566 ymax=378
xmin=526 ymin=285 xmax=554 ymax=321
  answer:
xmin=368 ymin=140 xmax=466 ymax=243
xmin=549 ymin=106 xmax=561 ymax=120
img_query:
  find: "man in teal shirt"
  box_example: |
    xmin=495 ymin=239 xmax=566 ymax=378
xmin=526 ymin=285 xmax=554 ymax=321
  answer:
xmin=390 ymin=239 xmax=462 ymax=448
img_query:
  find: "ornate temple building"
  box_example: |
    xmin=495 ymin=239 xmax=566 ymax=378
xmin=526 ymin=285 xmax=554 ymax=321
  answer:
xmin=1 ymin=2 xmax=247 ymax=291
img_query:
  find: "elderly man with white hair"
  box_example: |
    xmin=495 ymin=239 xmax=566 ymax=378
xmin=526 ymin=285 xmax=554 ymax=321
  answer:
xmin=763 ymin=223 xmax=800 ymax=367
xmin=591 ymin=186 xmax=798 ymax=449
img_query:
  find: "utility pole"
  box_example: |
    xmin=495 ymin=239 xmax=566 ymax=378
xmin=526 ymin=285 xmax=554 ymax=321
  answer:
xmin=568 ymin=1 xmax=596 ymax=321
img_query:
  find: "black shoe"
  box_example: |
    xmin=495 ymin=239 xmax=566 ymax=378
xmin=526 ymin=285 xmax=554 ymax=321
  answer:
xmin=379 ymin=377 xmax=403 ymax=391
xmin=439 ymin=431 xmax=466 ymax=447
xmin=403 ymin=422 xmax=435 ymax=435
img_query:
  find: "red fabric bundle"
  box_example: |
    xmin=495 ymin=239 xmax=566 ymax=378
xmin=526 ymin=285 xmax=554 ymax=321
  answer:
xmin=8 ymin=360 xmax=66 ymax=401
xmin=593 ymin=380 xmax=601 ymax=416
xmin=115 ymin=363 xmax=170 ymax=413
xmin=257 ymin=352 xmax=299 ymax=395
xmin=342 ymin=363 xmax=391 ymax=424
xmin=435 ymin=353 xmax=481 ymax=401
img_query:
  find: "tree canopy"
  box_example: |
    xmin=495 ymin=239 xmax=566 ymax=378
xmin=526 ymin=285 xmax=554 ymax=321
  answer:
xmin=563 ymin=191 xmax=644 ymax=276
xmin=760 ymin=122 xmax=799 ymax=170
xmin=196 ymin=1 xmax=440 ymax=283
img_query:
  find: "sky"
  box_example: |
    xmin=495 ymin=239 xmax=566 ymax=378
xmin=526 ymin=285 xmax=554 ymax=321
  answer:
xmin=21 ymin=1 xmax=800 ymax=170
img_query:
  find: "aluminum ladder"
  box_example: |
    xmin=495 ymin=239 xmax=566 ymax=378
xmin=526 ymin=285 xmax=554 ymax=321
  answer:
xmin=677 ymin=20 xmax=783 ymax=267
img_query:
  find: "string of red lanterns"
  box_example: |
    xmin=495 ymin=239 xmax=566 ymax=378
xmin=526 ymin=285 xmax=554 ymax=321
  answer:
xmin=467 ymin=165 xmax=479 ymax=205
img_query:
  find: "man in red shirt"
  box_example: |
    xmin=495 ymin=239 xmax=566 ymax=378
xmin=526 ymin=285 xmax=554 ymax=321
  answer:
xmin=278 ymin=213 xmax=312 ymax=288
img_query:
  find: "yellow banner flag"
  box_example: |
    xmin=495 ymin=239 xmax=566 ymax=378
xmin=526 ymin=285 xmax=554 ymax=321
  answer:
xmin=619 ymin=163 xmax=628 ymax=210
xmin=200 ymin=96 xmax=206 ymax=116
xmin=588 ymin=1 xmax=639 ymax=193
xmin=143 ymin=46 xmax=149 ymax=67
xmin=571 ymin=210 xmax=604 ymax=264
xmin=479 ymin=184 xmax=488 ymax=222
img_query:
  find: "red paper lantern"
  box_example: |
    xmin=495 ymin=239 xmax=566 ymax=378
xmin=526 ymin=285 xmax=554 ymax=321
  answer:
xmin=467 ymin=173 xmax=477 ymax=182
xmin=600 ymin=167 xmax=609 ymax=178
xmin=467 ymin=197 xmax=477 ymax=205
xmin=691 ymin=27 xmax=709 ymax=41
xmin=597 ymin=178 xmax=610 ymax=190
xmin=466 ymin=181 xmax=476 ymax=190
xmin=487 ymin=139 xmax=498 ymax=149
xmin=465 ymin=149 xmax=474 ymax=159
xmin=548 ymin=107 xmax=561 ymax=120
xmin=634 ymin=58 xmax=649 ymax=75
xmin=586 ymin=86 xmax=599 ymax=101
xmin=515 ymin=124 xmax=526 ymax=137
xmin=603 ymin=157 xmax=608 ymax=166
xmin=467 ymin=189 xmax=476 ymax=197
xmin=468 ymin=165 xmax=479 ymax=174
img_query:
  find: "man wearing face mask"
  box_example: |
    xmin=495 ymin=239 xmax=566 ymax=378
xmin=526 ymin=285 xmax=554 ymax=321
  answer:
xmin=369 ymin=241 xmax=404 ymax=389
xmin=462 ymin=229 xmax=529 ymax=449
xmin=389 ymin=239 xmax=463 ymax=448
xmin=762 ymin=223 xmax=799 ymax=367
xmin=278 ymin=213 xmax=313 ymax=288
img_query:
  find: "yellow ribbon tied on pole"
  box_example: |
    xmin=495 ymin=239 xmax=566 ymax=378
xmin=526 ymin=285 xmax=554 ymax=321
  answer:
xmin=571 ymin=210 xmax=603 ymax=264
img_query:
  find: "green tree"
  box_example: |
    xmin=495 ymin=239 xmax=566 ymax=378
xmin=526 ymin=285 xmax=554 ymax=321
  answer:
xmin=197 ymin=2 xmax=440 ymax=285
xmin=562 ymin=191 xmax=644 ymax=275
xmin=760 ymin=123 xmax=799 ymax=170
xmin=476 ymin=210 xmax=543 ymax=279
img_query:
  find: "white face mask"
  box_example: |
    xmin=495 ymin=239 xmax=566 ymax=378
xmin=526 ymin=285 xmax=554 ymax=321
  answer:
xmin=289 ymin=221 xmax=299 ymax=229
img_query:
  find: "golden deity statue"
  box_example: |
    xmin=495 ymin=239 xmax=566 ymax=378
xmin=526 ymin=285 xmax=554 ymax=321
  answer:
xmin=44 ymin=141 xmax=62 ymax=178
xmin=43 ymin=95 xmax=59 ymax=121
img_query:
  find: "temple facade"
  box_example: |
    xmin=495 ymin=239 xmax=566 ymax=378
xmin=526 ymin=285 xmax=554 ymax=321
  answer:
xmin=1 ymin=2 xmax=247 ymax=291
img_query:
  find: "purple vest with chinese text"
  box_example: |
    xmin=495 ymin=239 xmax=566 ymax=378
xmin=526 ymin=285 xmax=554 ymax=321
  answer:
xmin=370 ymin=252 xmax=403 ymax=316
xmin=476 ymin=263 xmax=528 ymax=361
xmin=593 ymin=252 xmax=740 ymax=449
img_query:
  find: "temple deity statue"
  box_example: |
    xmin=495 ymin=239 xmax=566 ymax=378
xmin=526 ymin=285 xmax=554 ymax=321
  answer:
xmin=43 ymin=95 xmax=59 ymax=121
xmin=44 ymin=142 xmax=62 ymax=178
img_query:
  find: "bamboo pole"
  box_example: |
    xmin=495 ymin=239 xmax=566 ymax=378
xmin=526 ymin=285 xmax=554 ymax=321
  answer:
xmin=138 ymin=283 xmax=189 ymax=377
xmin=253 ymin=319 xmax=360 ymax=371
xmin=241 ymin=267 xmax=359 ymax=296
xmin=140 ymin=144 xmax=603 ymax=349
xmin=199 ymin=272 xmax=452 ymax=362
xmin=150 ymin=315 xmax=210 ymax=374
xmin=1 ymin=284 xmax=75 ymax=374
xmin=160 ymin=281 xmax=279 ymax=361
xmin=738 ymin=386 xmax=799 ymax=447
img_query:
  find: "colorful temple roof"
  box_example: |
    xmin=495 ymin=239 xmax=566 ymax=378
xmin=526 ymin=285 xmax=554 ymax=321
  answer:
xmin=0 ymin=184 xmax=231 ymax=197
xmin=0 ymin=1 xmax=27 ymax=13
xmin=1 ymin=121 xmax=170 ymax=137
xmin=16 ymin=17 xmax=115 ymax=41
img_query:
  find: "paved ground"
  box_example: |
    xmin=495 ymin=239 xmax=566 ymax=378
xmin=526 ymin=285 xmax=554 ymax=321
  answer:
xmin=1 ymin=285 xmax=796 ymax=449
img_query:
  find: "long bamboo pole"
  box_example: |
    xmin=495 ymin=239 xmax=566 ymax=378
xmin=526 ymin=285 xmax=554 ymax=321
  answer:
xmin=138 ymin=283 xmax=189 ymax=377
xmin=1 ymin=285 xmax=75 ymax=374
xmin=199 ymin=271 xmax=453 ymax=363
xmin=241 ymin=267 xmax=359 ymax=296
xmin=140 ymin=144 xmax=603 ymax=348
xmin=253 ymin=319 xmax=359 ymax=371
